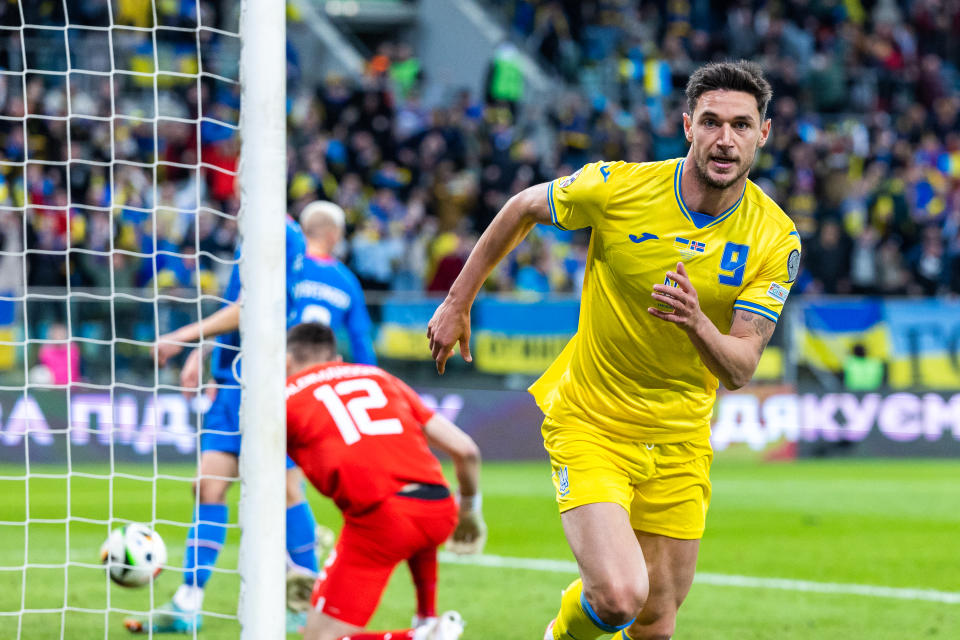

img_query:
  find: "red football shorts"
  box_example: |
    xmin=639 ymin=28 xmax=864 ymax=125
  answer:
xmin=310 ymin=493 xmax=457 ymax=626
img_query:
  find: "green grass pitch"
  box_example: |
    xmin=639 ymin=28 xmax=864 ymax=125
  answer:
xmin=1 ymin=456 xmax=958 ymax=639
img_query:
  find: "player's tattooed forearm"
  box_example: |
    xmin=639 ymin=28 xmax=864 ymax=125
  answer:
xmin=734 ymin=309 xmax=776 ymax=352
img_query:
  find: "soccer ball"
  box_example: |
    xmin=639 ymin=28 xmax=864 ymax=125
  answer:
xmin=100 ymin=523 xmax=167 ymax=587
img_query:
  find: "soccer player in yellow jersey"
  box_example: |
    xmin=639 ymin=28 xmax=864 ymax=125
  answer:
xmin=428 ymin=61 xmax=800 ymax=640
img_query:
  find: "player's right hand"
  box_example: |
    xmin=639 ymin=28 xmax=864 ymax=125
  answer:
xmin=447 ymin=508 xmax=487 ymax=555
xmin=426 ymin=298 xmax=473 ymax=375
xmin=179 ymin=348 xmax=202 ymax=395
xmin=153 ymin=334 xmax=183 ymax=367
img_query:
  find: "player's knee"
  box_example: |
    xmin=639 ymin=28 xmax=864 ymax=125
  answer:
xmin=285 ymin=469 xmax=305 ymax=506
xmin=195 ymin=476 xmax=229 ymax=504
xmin=585 ymin=578 xmax=648 ymax=627
xmin=285 ymin=483 xmax=304 ymax=507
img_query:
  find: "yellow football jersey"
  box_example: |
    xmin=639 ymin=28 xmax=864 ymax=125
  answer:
xmin=529 ymin=158 xmax=801 ymax=443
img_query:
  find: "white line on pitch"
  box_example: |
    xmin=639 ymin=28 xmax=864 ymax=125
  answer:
xmin=437 ymin=552 xmax=960 ymax=605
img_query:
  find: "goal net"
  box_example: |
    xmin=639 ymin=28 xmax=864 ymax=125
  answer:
xmin=0 ymin=1 xmax=287 ymax=637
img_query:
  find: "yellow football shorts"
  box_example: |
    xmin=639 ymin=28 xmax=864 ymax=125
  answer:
xmin=542 ymin=417 xmax=713 ymax=539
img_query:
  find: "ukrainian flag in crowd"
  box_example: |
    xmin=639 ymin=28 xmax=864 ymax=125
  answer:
xmin=800 ymin=301 xmax=890 ymax=371
xmin=799 ymin=299 xmax=960 ymax=389
xmin=375 ymin=300 xmax=436 ymax=361
xmin=937 ymin=151 xmax=960 ymax=178
xmin=375 ymin=298 xmax=580 ymax=374
xmin=884 ymin=300 xmax=960 ymax=388
xmin=643 ymin=59 xmax=671 ymax=97
xmin=471 ymin=298 xmax=579 ymax=375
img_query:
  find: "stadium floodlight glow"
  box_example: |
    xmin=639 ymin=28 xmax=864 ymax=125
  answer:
xmin=1 ymin=0 xmax=285 ymax=636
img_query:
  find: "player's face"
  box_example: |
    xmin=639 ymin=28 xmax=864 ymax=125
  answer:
xmin=683 ymin=90 xmax=771 ymax=190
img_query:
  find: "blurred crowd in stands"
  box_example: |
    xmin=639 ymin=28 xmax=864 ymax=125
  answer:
xmin=2 ymin=0 xmax=960 ymax=312
xmin=490 ymin=0 xmax=960 ymax=296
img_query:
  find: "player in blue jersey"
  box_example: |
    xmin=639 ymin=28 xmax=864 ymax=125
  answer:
xmin=295 ymin=201 xmax=376 ymax=365
xmin=127 ymin=217 xmax=324 ymax=634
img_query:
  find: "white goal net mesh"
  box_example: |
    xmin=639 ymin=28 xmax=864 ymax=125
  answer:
xmin=0 ymin=1 xmax=248 ymax=636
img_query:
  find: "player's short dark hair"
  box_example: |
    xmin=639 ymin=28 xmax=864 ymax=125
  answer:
xmin=287 ymin=322 xmax=337 ymax=364
xmin=685 ymin=61 xmax=773 ymax=121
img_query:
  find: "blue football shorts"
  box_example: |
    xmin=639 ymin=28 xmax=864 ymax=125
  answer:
xmin=201 ymin=385 xmax=297 ymax=469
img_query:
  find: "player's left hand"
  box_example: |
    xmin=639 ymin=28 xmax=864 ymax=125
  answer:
xmin=647 ymin=262 xmax=705 ymax=332
xmin=447 ymin=508 xmax=487 ymax=555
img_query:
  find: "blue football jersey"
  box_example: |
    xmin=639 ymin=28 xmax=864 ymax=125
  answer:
xmin=210 ymin=218 xmax=308 ymax=383
xmin=285 ymin=217 xmax=307 ymax=328
xmin=293 ymin=253 xmax=376 ymax=365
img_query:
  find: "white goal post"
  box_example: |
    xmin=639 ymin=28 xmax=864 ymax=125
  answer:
xmin=236 ymin=0 xmax=287 ymax=637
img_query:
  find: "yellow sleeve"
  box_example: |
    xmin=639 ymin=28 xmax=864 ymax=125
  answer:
xmin=732 ymin=230 xmax=801 ymax=324
xmin=548 ymin=161 xmax=618 ymax=231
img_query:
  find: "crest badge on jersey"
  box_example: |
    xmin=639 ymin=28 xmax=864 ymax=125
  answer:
xmin=555 ymin=465 xmax=570 ymax=497
xmin=558 ymin=167 xmax=583 ymax=189
xmin=786 ymin=249 xmax=800 ymax=283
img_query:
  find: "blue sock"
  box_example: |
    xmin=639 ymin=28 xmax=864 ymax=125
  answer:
xmin=286 ymin=501 xmax=318 ymax=573
xmin=183 ymin=503 xmax=228 ymax=588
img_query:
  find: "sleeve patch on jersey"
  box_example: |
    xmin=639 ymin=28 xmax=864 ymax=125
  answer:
xmin=786 ymin=249 xmax=800 ymax=283
xmin=767 ymin=281 xmax=790 ymax=304
xmin=558 ymin=166 xmax=583 ymax=188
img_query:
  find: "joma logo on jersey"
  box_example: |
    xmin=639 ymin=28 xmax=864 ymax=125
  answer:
xmin=556 ymin=466 xmax=570 ymax=497
xmin=629 ymin=232 xmax=658 ymax=243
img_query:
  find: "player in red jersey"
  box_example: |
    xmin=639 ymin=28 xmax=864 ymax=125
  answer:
xmin=285 ymin=322 xmax=485 ymax=640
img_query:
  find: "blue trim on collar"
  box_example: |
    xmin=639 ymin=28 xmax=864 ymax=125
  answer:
xmin=688 ymin=210 xmax=719 ymax=227
xmin=672 ymin=160 xmax=693 ymax=225
xmin=674 ymin=159 xmax=746 ymax=229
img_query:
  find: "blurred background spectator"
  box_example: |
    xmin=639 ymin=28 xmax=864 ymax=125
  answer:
xmin=36 ymin=322 xmax=80 ymax=385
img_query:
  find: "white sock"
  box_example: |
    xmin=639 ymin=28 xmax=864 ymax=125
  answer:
xmin=412 ymin=615 xmax=437 ymax=629
xmin=173 ymin=584 xmax=204 ymax=611
xmin=412 ymin=624 xmax=435 ymax=640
